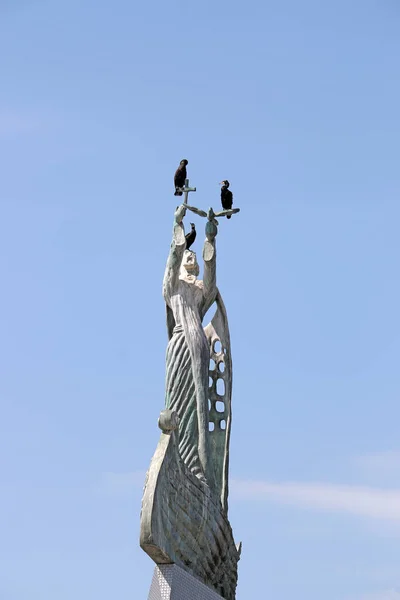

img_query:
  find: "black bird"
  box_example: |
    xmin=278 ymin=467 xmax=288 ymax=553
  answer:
xmin=185 ymin=222 xmax=196 ymax=250
xmin=174 ymin=159 xmax=188 ymax=196
xmin=220 ymin=180 xmax=233 ymax=218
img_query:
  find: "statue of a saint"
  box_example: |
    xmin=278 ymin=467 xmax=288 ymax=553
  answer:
xmin=141 ymin=202 xmax=239 ymax=599
xmin=163 ymin=204 xmax=218 ymax=491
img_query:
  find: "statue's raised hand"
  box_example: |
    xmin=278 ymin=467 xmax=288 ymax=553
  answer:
xmin=174 ymin=204 xmax=187 ymax=225
xmin=206 ymin=221 xmax=218 ymax=241
xmin=206 ymin=208 xmax=218 ymax=242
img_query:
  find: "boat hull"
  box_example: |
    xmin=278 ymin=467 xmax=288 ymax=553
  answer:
xmin=140 ymin=428 xmax=240 ymax=600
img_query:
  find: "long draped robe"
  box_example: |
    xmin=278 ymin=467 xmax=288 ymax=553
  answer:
xmin=162 ymin=220 xmax=217 ymax=490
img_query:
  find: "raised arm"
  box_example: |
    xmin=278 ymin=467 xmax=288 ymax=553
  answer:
xmin=162 ymin=205 xmax=187 ymax=302
xmin=202 ymin=216 xmax=218 ymax=309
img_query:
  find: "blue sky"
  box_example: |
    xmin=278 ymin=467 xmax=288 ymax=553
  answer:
xmin=1 ymin=0 xmax=400 ymax=598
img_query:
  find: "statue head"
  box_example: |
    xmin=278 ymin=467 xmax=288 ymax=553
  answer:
xmin=180 ymin=250 xmax=199 ymax=278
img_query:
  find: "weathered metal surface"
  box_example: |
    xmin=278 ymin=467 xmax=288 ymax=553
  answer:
xmin=140 ymin=203 xmax=240 ymax=599
xmin=140 ymin=427 xmax=239 ymax=599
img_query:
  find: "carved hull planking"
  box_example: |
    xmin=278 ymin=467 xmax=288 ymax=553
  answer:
xmin=140 ymin=430 xmax=240 ymax=600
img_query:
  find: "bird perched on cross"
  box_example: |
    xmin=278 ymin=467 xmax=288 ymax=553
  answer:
xmin=174 ymin=159 xmax=189 ymax=196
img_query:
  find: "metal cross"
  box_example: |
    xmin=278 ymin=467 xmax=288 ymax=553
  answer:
xmin=182 ymin=178 xmax=196 ymax=205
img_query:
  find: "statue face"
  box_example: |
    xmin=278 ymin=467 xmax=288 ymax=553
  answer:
xmin=181 ymin=250 xmax=199 ymax=277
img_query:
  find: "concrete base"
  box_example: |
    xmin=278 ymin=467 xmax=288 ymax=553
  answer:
xmin=148 ymin=564 xmax=224 ymax=600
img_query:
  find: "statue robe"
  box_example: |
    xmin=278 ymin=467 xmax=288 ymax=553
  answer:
xmin=163 ymin=222 xmax=217 ymax=490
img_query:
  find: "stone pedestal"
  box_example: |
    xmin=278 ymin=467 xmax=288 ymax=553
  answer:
xmin=148 ymin=564 xmax=224 ymax=600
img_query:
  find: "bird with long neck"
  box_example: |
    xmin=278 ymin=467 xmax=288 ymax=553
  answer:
xmin=220 ymin=180 xmax=233 ymax=218
xmin=185 ymin=222 xmax=196 ymax=250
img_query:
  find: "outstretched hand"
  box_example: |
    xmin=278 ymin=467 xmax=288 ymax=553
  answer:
xmin=206 ymin=219 xmax=218 ymax=241
xmin=205 ymin=207 xmax=218 ymax=241
xmin=174 ymin=204 xmax=187 ymax=225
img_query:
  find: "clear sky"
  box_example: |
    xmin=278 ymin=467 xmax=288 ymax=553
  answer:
xmin=1 ymin=1 xmax=400 ymax=599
